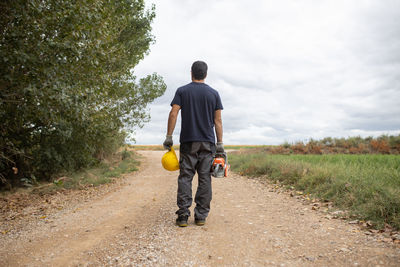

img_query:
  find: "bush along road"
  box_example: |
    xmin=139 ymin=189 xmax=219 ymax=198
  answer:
xmin=1 ymin=151 xmax=399 ymax=266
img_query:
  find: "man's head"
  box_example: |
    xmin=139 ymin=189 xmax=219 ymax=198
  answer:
xmin=191 ymin=61 xmax=208 ymax=81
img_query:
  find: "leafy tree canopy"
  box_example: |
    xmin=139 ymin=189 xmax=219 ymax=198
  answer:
xmin=0 ymin=0 xmax=166 ymax=187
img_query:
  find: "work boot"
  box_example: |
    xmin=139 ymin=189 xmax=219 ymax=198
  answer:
xmin=176 ymin=215 xmax=189 ymax=227
xmin=195 ymin=217 xmax=206 ymax=226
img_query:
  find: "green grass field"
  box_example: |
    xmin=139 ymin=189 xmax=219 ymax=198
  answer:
xmin=229 ymin=152 xmax=400 ymax=229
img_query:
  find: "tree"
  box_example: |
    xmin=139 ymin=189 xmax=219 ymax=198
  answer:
xmin=0 ymin=0 xmax=166 ymax=187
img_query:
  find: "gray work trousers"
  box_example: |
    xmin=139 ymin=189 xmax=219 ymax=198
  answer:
xmin=176 ymin=141 xmax=215 ymax=219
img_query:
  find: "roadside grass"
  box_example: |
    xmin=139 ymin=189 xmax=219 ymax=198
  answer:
xmin=229 ymin=153 xmax=400 ymax=229
xmin=30 ymin=150 xmax=140 ymax=195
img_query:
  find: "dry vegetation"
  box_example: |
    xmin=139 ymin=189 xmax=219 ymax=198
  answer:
xmin=265 ymin=135 xmax=400 ymax=155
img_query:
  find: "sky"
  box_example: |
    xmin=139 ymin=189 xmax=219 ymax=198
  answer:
xmin=132 ymin=0 xmax=400 ymax=145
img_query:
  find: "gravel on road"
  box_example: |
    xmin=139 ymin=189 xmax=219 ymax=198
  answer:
xmin=1 ymin=150 xmax=399 ymax=266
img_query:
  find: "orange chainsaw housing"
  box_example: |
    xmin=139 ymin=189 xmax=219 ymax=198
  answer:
xmin=212 ymin=157 xmax=225 ymax=166
xmin=212 ymin=157 xmax=229 ymax=177
xmin=224 ymin=162 xmax=230 ymax=177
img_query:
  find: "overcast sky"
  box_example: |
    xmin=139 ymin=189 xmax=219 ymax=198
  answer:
xmin=133 ymin=0 xmax=400 ymax=145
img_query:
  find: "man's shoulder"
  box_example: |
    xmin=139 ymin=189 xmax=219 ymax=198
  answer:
xmin=177 ymin=82 xmax=194 ymax=91
xmin=177 ymin=82 xmax=219 ymax=96
xmin=205 ymin=84 xmax=218 ymax=93
xmin=202 ymin=84 xmax=220 ymax=98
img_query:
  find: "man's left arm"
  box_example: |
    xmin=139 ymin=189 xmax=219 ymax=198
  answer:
xmin=214 ymin=109 xmax=224 ymax=153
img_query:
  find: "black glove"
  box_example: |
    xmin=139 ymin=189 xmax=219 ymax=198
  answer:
xmin=163 ymin=135 xmax=173 ymax=150
xmin=216 ymin=142 xmax=224 ymax=153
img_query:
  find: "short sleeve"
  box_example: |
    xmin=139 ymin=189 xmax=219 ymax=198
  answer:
xmin=215 ymin=92 xmax=223 ymax=110
xmin=170 ymin=89 xmax=181 ymax=107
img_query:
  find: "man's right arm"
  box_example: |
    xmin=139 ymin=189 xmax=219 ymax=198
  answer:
xmin=167 ymin=104 xmax=181 ymax=136
xmin=163 ymin=104 xmax=180 ymax=150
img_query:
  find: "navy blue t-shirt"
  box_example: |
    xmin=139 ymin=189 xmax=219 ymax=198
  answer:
xmin=171 ymin=82 xmax=223 ymax=143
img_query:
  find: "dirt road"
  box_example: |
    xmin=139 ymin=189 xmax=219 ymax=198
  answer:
xmin=1 ymin=150 xmax=399 ymax=266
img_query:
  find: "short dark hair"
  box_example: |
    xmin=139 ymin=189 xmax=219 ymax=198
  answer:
xmin=191 ymin=61 xmax=208 ymax=80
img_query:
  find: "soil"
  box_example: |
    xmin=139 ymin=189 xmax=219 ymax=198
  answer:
xmin=1 ymin=150 xmax=399 ymax=266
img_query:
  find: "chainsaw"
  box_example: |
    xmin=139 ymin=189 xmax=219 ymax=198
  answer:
xmin=211 ymin=152 xmax=230 ymax=178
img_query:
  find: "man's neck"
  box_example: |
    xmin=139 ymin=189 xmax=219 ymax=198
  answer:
xmin=192 ymin=78 xmax=205 ymax=83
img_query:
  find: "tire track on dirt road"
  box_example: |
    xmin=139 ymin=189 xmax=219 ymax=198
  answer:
xmin=1 ymin=150 xmax=399 ymax=266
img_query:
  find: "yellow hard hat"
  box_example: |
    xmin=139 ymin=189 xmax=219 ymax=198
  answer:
xmin=162 ymin=147 xmax=179 ymax=171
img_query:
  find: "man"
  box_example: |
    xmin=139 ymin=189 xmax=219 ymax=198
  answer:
xmin=163 ymin=60 xmax=224 ymax=227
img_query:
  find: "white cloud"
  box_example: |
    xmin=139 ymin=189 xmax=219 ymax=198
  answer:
xmin=132 ymin=0 xmax=400 ymax=145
